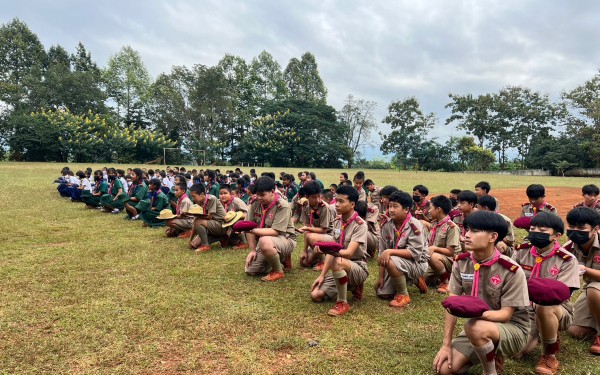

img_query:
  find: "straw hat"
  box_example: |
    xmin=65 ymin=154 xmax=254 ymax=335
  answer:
xmin=222 ymin=211 xmax=244 ymax=228
xmin=188 ymin=204 xmax=205 ymax=215
xmin=299 ymin=197 xmax=308 ymax=206
xmin=157 ymin=209 xmax=176 ymax=220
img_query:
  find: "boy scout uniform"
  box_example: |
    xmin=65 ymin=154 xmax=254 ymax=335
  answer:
xmin=202 ymin=194 xmax=228 ymax=237
xmin=376 ymin=216 xmax=428 ymax=297
xmin=299 ymin=201 xmax=334 ymax=233
xmin=498 ymin=213 xmax=516 ymax=257
xmin=449 ymin=252 xmax=530 ymax=362
xmin=520 ymin=202 xmax=558 ymax=217
xmin=245 ymin=195 xmax=297 ymax=274
xmin=412 ymin=199 xmax=431 ymax=222
xmin=366 ymin=203 xmax=381 ymax=257
xmin=423 ymin=217 xmax=461 ymax=281
xmin=318 ymin=214 xmax=369 ymax=300
xmin=573 ymin=200 xmax=600 ymax=214
xmin=170 ymin=196 xmax=194 ymax=232
xmin=512 ymin=243 xmax=580 ymax=338
xmin=357 ymin=187 xmax=367 ymax=202
xmin=369 ymin=186 xmax=382 ymax=211
xmin=567 ymin=235 xmax=600 ymax=332
xmin=223 ymin=196 xmax=249 ymax=214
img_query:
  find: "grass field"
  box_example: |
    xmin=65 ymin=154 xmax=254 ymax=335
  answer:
xmin=1 ymin=162 xmax=599 ymax=374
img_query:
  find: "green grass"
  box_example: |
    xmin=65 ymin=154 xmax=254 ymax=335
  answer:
xmin=0 ymin=162 xmax=599 ymax=374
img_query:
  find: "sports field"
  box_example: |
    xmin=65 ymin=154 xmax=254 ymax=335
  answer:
xmin=1 ymin=162 xmax=599 ymax=374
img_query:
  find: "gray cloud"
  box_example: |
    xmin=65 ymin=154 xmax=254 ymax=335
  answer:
xmin=3 ymin=0 xmax=600 ymax=159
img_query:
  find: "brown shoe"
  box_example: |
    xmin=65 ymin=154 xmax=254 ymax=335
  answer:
xmin=194 ymin=245 xmax=211 ymax=253
xmin=535 ymin=354 xmax=559 ymax=375
xmin=261 ymin=271 xmax=285 ymax=282
xmin=313 ymin=262 xmax=324 ymax=271
xmin=327 ymin=301 xmax=350 ymax=316
xmin=389 ymin=294 xmax=411 ymax=308
xmin=233 ymin=243 xmax=248 ymax=250
xmin=436 ymin=282 xmax=449 ymax=294
xmin=178 ymin=230 xmax=193 ymax=239
xmin=591 ymin=336 xmax=600 ymax=355
xmin=417 ymin=276 xmax=428 ymax=294
xmin=353 ymin=283 xmax=364 ymax=301
xmin=283 ymin=255 xmax=292 ymax=271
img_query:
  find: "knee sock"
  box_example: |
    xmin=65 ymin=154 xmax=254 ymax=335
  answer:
xmin=265 ymin=254 xmax=283 ymax=273
xmin=473 ymin=339 xmax=497 ymax=375
xmin=542 ymin=336 xmax=559 ymax=356
xmin=333 ymin=270 xmax=348 ymax=302
xmin=392 ymin=275 xmax=408 ymax=295
xmin=196 ymin=226 xmax=209 ymax=245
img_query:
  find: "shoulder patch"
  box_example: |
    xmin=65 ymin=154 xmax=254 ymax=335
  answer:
xmin=356 ymin=217 xmax=364 ymax=225
xmin=498 ymin=258 xmax=519 ymax=273
xmin=447 ymin=220 xmax=456 ymax=228
xmin=409 ymin=222 xmax=421 ymax=236
xmin=555 ymin=249 xmax=573 ymax=261
xmin=546 ymin=203 xmax=555 ymax=209
xmin=455 ymin=252 xmax=470 ymax=262
xmin=516 ymin=242 xmax=533 ymax=251
xmin=563 ymin=241 xmax=574 ymax=251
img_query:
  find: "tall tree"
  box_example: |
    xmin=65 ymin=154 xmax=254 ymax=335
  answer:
xmin=338 ymin=94 xmax=377 ymax=168
xmin=284 ymin=52 xmax=327 ymax=103
xmin=445 ymin=93 xmax=495 ymax=148
xmin=250 ymin=51 xmax=288 ymax=104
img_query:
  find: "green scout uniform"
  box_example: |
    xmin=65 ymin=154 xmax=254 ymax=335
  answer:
xmin=140 ymin=191 xmax=170 ymax=227
xmin=99 ymin=178 xmax=128 ymax=209
xmin=284 ymin=183 xmax=298 ymax=203
xmin=82 ymin=180 xmax=108 ymax=207
xmin=127 ymin=182 xmax=149 ymax=215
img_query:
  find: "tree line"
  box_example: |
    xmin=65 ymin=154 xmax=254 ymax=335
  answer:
xmin=1 ymin=18 xmax=599 ymax=173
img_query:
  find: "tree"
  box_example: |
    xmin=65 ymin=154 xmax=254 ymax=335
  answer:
xmin=445 ymin=93 xmax=495 ymax=148
xmin=250 ymin=50 xmax=288 ymax=104
xmin=338 ymin=94 xmax=377 ymax=168
xmin=380 ymin=97 xmax=436 ymax=169
xmin=284 ymin=52 xmax=327 ymax=103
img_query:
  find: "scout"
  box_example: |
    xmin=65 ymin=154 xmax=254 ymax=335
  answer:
xmin=204 ymin=169 xmax=220 ymax=197
xmin=188 ymin=183 xmax=228 ymax=252
xmin=378 ymin=185 xmax=399 ymax=226
xmin=565 ymin=207 xmax=600 ymax=355
xmin=520 ymin=184 xmax=558 ymax=218
xmin=299 ymin=181 xmax=335 ymax=269
xmin=139 ymin=179 xmax=170 ymax=227
xmin=243 ymin=177 xmax=297 ymax=282
xmin=217 ymin=183 xmax=248 ymax=248
xmin=355 ymin=200 xmax=380 ymax=258
xmin=282 ymin=174 xmax=298 ymax=203
xmin=310 ymin=185 xmax=369 ymax=316
xmin=99 ymin=168 xmax=128 ymax=214
xmin=449 ymin=189 xmax=461 ymax=209
xmin=124 ymin=168 xmax=149 ymax=220
xmin=478 ymin=196 xmax=516 ymax=257
xmin=353 ymin=171 xmax=367 ymax=202
xmin=82 ymin=170 xmax=108 ymax=208
xmin=512 ymin=212 xmax=580 ymax=374
xmin=412 ymin=184 xmax=431 ymax=225
xmin=433 ymin=211 xmax=530 ymax=375
xmin=573 ymin=184 xmax=600 ymax=213
xmin=452 ymin=190 xmax=479 ymax=240
xmin=376 ymin=191 xmax=428 ymax=307
xmin=365 ymin=179 xmax=382 ymax=212
xmin=423 ymin=195 xmax=461 ymax=294
xmin=475 ymin=181 xmax=500 ymax=212
xmin=164 ymin=182 xmax=193 ymax=237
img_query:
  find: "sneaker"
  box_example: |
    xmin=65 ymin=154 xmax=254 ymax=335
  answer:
xmin=194 ymin=245 xmax=211 ymax=253
xmin=283 ymin=255 xmax=292 ymax=271
xmin=535 ymin=354 xmax=559 ymax=375
xmin=417 ymin=276 xmax=428 ymax=294
xmin=353 ymin=283 xmax=364 ymax=301
xmin=313 ymin=262 xmax=325 ymax=271
xmin=233 ymin=243 xmax=248 ymax=250
xmin=261 ymin=271 xmax=285 ymax=282
xmin=178 ymin=230 xmax=193 ymax=239
xmin=131 ymin=215 xmax=139 ymax=221
xmin=389 ymin=294 xmax=411 ymax=308
xmin=112 ymin=209 xmax=120 ymax=214
xmin=591 ymin=336 xmax=600 ymax=355
xmin=327 ymin=301 xmax=350 ymax=317
xmin=436 ymin=282 xmax=449 ymax=294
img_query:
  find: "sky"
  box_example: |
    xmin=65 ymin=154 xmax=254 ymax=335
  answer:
xmin=3 ymin=0 xmax=600 ymax=159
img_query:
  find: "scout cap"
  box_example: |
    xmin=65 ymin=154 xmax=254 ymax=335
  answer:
xmin=527 ymin=278 xmax=571 ymax=306
xmin=442 ymin=295 xmax=490 ymax=318
xmin=233 ymin=220 xmax=259 ymax=231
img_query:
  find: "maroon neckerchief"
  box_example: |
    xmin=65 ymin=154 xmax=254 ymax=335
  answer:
xmin=530 ymin=241 xmax=560 ymax=279
xmin=128 ymin=181 xmax=142 ymax=196
xmin=203 ymin=194 xmax=211 ymax=212
xmin=260 ymin=194 xmax=281 ymax=228
xmin=94 ymin=179 xmax=102 ymax=193
xmin=339 ymin=211 xmax=359 ymax=246
xmin=394 ymin=213 xmax=413 ymax=249
xmin=223 ymin=195 xmax=234 ymax=212
xmin=470 ymin=249 xmax=501 ymax=297
xmin=309 ymin=202 xmax=321 ymax=227
xmin=533 ymin=202 xmax=548 ymax=215
xmin=176 ymin=194 xmax=188 ymax=215
xmin=429 ymin=216 xmax=451 ymax=246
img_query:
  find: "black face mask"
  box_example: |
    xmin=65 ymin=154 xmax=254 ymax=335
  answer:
xmin=450 ymin=198 xmax=458 ymax=207
xmin=413 ymin=195 xmax=421 ymax=203
xmin=567 ymin=230 xmax=591 ymax=245
xmin=108 ymin=175 xmax=116 ymax=181
xmin=528 ymin=232 xmax=553 ymax=248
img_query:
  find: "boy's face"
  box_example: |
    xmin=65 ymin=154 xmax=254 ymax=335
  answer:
xmin=381 ymin=196 xmax=389 ymax=206
xmin=388 ymin=201 xmax=408 ymax=221
xmin=464 ymin=228 xmax=498 ymax=251
xmin=429 ymin=203 xmax=443 ymax=219
xmin=474 ymin=187 xmax=486 ymax=197
xmin=219 ymin=189 xmax=231 ymax=203
xmin=308 ymin=193 xmax=321 ymax=207
xmin=256 ymin=190 xmax=275 ymax=205
xmin=354 ymin=179 xmax=363 ymax=190
xmin=528 ymin=196 xmax=545 ymax=207
xmin=412 ymin=190 xmax=425 ymax=202
xmin=458 ymin=201 xmax=474 ymax=213
xmin=449 ymin=193 xmax=458 ymax=200
xmin=366 ymin=184 xmax=375 ymax=192
xmin=174 ymin=186 xmax=185 ymax=198
xmin=583 ymin=193 xmax=598 ymax=204
xmin=335 ymin=194 xmax=354 ymax=216
xmin=190 ymin=191 xmax=205 ymax=204
xmin=329 ymin=186 xmax=336 ymax=194
xmin=529 ymin=225 xmax=561 ymax=243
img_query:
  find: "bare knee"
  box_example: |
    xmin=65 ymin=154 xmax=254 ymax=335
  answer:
xmin=311 ymin=289 xmax=325 ymax=302
xmin=567 ymin=325 xmax=596 ymax=339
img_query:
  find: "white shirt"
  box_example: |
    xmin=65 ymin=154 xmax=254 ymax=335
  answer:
xmin=119 ymin=177 xmax=128 ymax=190
xmin=81 ymin=178 xmax=92 ymax=191
xmin=68 ymin=176 xmax=79 ymax=185
xmin=163 ymin=177 xmax=174 ymax=189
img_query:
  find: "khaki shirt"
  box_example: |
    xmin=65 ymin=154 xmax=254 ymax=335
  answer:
xmin=430 ymin=218 xmax=461 ymax=257
xmin=520 ymin=202 xmax=558 ymax=217
xmin=357 ymin=188 xmax=367 ymax=202
xmin=512 ymin=243 xmax=579 ymax=310
xmin=499 ymin=213 xmax=515 ymax=244
xmin=248 ymin=196 xmax=297 ymax=240
xmin=177 ymin=196 xmax=193 ymax=215
xmin=379 ymin=217 xmax=428 ymax=264
xmin=299 ymin=201 xmax=334 ymax=233
xmin=566 ymin=234 xmax=600 ymax=288
xmin=204 ymin=194 xmax=226 ymax=221
xmin=366 ymin=203 xmax=381 ymax=237
xmin=368 ymin=186 xmax=381 ymax=206
xmin=223 ymin=197 xmax=248 ymax=213
xmin=331 ymin=214 xmax=368 ymax=261
xmin=449 ymin=253 xmax=530 ymax=330
xmin=412 ymin=199 xmax=431 ymax=221
xmin=573 ymin=200 xmax=600 ymax=214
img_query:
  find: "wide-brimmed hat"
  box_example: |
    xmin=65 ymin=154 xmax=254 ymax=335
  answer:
xmin=157 ymin=209 xmax=176 ymax=220
xmin=222 ymin=211 xmax=244 ymax=228
xmin=299 ymin=197 xmax=308 ymax=206
xmin=188 ymin=204 xmax=205 ymax=215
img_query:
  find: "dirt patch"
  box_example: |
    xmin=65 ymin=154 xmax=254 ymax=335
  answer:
xmin=491 ymin=187 xmax=582 ymax=221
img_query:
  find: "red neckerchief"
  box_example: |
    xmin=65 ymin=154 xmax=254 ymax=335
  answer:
xmin=470 ymin=249 xmax=501 ymax=297
xmin=260 ymin=193 xmax=281 ymax=228
xmin=108 ymin=179 xmax=115 ymax=193
xmin=339 ymin=211 xmax=359 ymax=245
xmin=203 ymin=194 xmax=211 ymax=212
xmin=176 ymin=194 xmax=188 ymax=215
xmin=394 ymin=213 xmax=413 ymax=249
xmin=309 ymin=202 xmax=321 ymax=227
xmin=533 ymin=202 xmax=547 ymax=215
xmin=223 ymin=195 xmax=234 ymax=212
xmin=429 ymin=216 xmax=451 ymax=246
xmin=128 ymin=181 xmax=142 ymax=196
xmin=530 ymin=241 xmax=560 ymax=279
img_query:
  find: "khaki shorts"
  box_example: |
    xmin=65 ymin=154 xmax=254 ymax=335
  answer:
xmin=453 ymin=321 xmax=528 ymax=363
xmin=366 ymin=232 xmax=378 ymax=257
xmin=319 ymin=261 xmax=369 ymax=300
xmin=423 ymin=255 xmax=453 ymax=283
xmin=571 ymin=282 xmax=600 ymax=332
xmin=376 ymin=255 xmax=428 ymax=297
xmin=245 ymin=235 xmax=296 ymax=274
xmin=206 ymin=220 xmax=228 ymax=236
xmin=528 ymin=304 xmax=574 ymax=339
xmin=169 ymin=218 xmax=193 ymax=232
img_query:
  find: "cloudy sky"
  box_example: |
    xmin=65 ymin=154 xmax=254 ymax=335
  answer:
xmin=3 ymin=1 xmax=600 ymax=158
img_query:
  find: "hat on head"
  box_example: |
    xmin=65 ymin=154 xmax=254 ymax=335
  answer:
xmin=157 ymin=209 xmax=176 ymax=220
xmin=233 ymin=220 xmax=259 ymax=232
xmin=514 ymin=216 xmax=533 ymax=229
xmin=188 ymin=204 xmax=204 ymax=215
xmin=441 ymin=295 xmax=490 ymax=318
xmin=528 ymin=278 xmax=571 ymax=306
xmin=222 ymin=211 xmax=244 ymax=228
xmin=313 ymin=241 xmax=343 ymax=255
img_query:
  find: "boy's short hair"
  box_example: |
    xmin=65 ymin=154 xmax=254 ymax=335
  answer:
xmin=526 ymin=184 xmax=545 ymax=199
xmin=148 ymin=169 xmax=154 ymax=175
xmin=247 ymin=183 xmax=256 ymax=195
xmin=380 ymin=185 xmax=399 ymax=197
xmin=531 ymin=212 xmax=565 ymax=234
xmin=464 ymin=211 xmax=508 ymax=244
xmin=412 ymin=184 xmax=429 ymax=196
xmin=458 ymin=190 xmax=478 ymax=205
xmin=184 ymin=173 xmax=191 ymax=180
xmin=282 ymin=173 xmax=295 ymax=182
xmin=254 ymin=176 xmax=276 ymax=193
xmin=322 ymin=190 xmax=333 ymax=200
xmin=297 ymin=187 xmax=307 ymax=198
xmin=220 ymin=184 xmax=232 ymax=192
xmin=355 ymin=200 xmax=368 ymax=219
xmin=148 ymin=178 xmax=162 ymax=189
xmin=566 ymin=207 xmax=600 ymax=228
xmin=431 ymin=195 xmax=452 ymax=215
xmin=582 ymin=184 xmax=600 ymax=196
xmin=175 ymin=181 xmax=187 ymax=191
xmin=261 ymin=171 xmax=276 ymax=180
xmin=189 ymin=183 xmax=206 ymax=195
xmin=336 ymin=185 xmax=359 ymax=203
xmin=475 ymin=181 xmax=491 ymax=193
xmin=364 ymin=179 xmax=374 ymax=187
xmin=160 ymin=171 xmax=166 ymax=178
xmin=450 ymin=189 xmax=462 ymax=195
xmin=389 ymin=191 xmax=413 ymax=210
xmin=477 ymin=195 xmax=497 ymax=211
xmin=303 ymin=181 xmax=322 ymax=196
xmin=329 ymin=183 xmax=338 ymax=189
xmin=76 ymin=170 xmax=85 ymax=178
xmin=353 ymin=171 xmax=365 ymax=181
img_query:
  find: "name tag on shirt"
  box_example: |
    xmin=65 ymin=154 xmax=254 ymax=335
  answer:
xmin=334 ymin=229 xmax=341 ymax=236
xmin=461 ymin=273 xmax=474 ymax=281
xmin=524 ymin=213 xmax=534 ymax=217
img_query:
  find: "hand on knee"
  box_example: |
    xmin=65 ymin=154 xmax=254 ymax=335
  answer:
xmin=311 ymin=289 xmax=325 ymax=302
